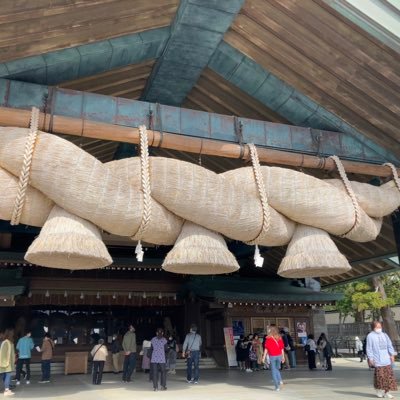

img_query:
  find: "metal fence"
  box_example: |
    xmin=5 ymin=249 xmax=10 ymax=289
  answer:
xmin=327 ymin=322 xmax=400 ymax=338
xmin=327 ymin=322 xmax=400 ymax=358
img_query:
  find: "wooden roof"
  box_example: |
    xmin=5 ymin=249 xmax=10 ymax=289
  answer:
xmin=0 ymin=0 xmax=179 ymax=62
xmin=224 ymin=0 xmax=400 ymax=154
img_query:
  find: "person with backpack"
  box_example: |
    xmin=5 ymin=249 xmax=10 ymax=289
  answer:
xmin=90 ymin=338 xmax=108 ymax=385
xmin=38 ymin=333 xmax=54 ymax=383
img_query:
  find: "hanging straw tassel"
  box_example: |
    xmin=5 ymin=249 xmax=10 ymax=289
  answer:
xmin=245 ymin=144 xmax=270 ymax=268
xmin=162 ymin=221 xmax=240 ymax=275
xmin=25 ymin=205 xmax=112 ymax=270
xmin=278 ymin=224 xmax=351 ymax=278
xmin=131 ymin=125 xmax=152 ymax=262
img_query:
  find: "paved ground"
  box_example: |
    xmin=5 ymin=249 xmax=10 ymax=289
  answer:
xmin=9 ymin=359 xmax=400 ymax=400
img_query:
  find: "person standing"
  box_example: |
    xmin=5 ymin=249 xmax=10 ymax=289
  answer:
xmin=122 ymin=324 xmax=137 ymax=383
xmin=262 ymin=326 xmax=285 ymax=392
xmin=182 ymin=324 xmax=202 ymax=384
xmin=15 ymin=330 xmax=34 ymax=385
xmin=283 ymin=328 xmax=296 ymax=368
xmin=355 ymin=336 xmax=364 ymax=362
xmin=305 ymin=334 xmax=317 ymax=370
xmin=90 ymin=338 xmax=108 ymax=385
xmin=111 ymin=334 xmax=122 ymax=374
xmin=320 ymin=333 xmax=333 ymax=371
xmin=38 ymin=333 xmax=54 ymax=383
xmin=316 ymin=334 xmax=326 ymax=369
xmin=141 ymin=339 xmax=151 ymax=374
xmin=166 ymin=335 xmax=177 ymax=374
xmin=150 ymin=328 xmax=168 ymax=391
xmin=235 ymin=335 xmax=247 ymax=371
xmin=0 ymin=329 xmax=15 ymax=396
xmin=366 ymin=321 xmax=397 ymax=399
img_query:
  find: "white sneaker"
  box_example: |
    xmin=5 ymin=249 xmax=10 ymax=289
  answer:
xmin=280 ymin=381 xmax=284 ymax=385
xmin=15 ymin=382 xmax=20 ymax=386
xmin=376 ymin=390 xmax=384 ymax=398
xmin=245 ymin=368 xmax=253 ymax=372
xmin=3 ymin=390 xmax=15 ymax=397
xmin=274 ymin=388 xmax=280 ymax=392
xmin=26 ymin=380 xmax=30 ymax=385
xmin=384 ymin=394 xmax=394 ymax=399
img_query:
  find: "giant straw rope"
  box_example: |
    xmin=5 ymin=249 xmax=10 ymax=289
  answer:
xmin=0 ymin=112 xmax=400 ymax=276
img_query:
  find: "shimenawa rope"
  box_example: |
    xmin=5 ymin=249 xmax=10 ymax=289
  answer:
xmin=11 ymin=107 xmax=40 ymax=225
xmin=132 ymin=125 xmax=152 ymax=261
xmin=329 ymin=155 xmax=361 ymax=237
xmin=245 ymin=143 xmax=271 ymax=267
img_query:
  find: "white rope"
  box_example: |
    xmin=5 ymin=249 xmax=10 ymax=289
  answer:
xmin=11 ymin=107 xmax=40 ymax=225
xmin=132 ymin=125 xmax=152 ymax=261
xmin=384 ymin=163 xmax=400 ymax=193
xmin=329 ymin=155 xmax=361 ymax=238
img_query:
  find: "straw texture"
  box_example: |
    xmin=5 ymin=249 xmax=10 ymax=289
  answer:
xmin=278 ymin=224 xmax=352 ymax=278
xmin=223 ymin=166 xmax=383 ymax=242
xmin=107 ymin=158 xmax=183 ymax=245
xmin=0 ymin=167 xmax=53 ymax=227
xmin=0 ymin=128 xmax=143 ymax=237
xmin=162 ymin=221 xmax=240 ymax=275
xmin=0 ymin=126 xmax=399 ymax=276
xmin=25 ymin=205 xmax=112 ymax=269
xmin=150 ymin=157 xmax=295 ymax=246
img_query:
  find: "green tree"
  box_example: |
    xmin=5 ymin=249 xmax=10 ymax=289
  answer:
xmin=325 ymin=272 xmax=400 ymax=340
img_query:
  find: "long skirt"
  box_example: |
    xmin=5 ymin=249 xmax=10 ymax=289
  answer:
xmin=142 ymin=352 xmax=151 ymax=370
xmin=374 ymin=365 xmax=397 ymax=392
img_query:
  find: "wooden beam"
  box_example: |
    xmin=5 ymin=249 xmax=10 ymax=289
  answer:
xmin=0 ymin=106 xmax=398 ymax=178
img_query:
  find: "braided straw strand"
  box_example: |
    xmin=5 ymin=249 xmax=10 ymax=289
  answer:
xmin=329 ymin=155 xmax=361 ymax=237
xmin=383 ymin=163 xmax=400 ymax=193
xmin=246 ymin=143 xmax=271 ymax=245
xmin=132 ymin=125 xmax=152 ymax=240
xmin=11 ymin=107 xmax=40 ymax=225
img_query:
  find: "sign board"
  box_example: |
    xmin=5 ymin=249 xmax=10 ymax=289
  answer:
xmin=223 ymin=327 xmax=238 ymax=367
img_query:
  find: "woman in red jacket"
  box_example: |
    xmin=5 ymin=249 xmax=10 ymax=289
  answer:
xmin=262 ymin=326 xmax=285 ymax=392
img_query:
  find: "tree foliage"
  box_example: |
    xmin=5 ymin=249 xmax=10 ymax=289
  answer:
xmin=325 ymin=272 xmax=400 ymax=322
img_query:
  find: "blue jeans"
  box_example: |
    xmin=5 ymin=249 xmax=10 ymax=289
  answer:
xmin=269 ymin=356 xmax=282 ymax=389
xmin=41 ymin=359 xmax=51 ymax=381
xmin=2 ymin=372 xmax=11 ymax=390
xmin=186 ymin=350 xmax=200 ymax=382
xmin=288 ymin=350 xmax=296 ymax=368
xmin=122 ymin=353 xmax=136 ymax=381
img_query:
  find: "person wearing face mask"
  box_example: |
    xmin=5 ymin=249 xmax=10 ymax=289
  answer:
xmin=182 ymin=324 xmax=202 ymax=384
xmin=366 ymin=321 xmax=397 ymax=399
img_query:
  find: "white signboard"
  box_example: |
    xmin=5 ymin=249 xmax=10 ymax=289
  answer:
xmin=223 ymin=327 xmax=238 ymax=367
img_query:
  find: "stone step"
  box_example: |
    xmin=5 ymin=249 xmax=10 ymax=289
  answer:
xmin=26 ymin=358 xmax=218 ymax=375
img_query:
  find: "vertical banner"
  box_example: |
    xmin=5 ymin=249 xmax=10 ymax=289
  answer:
xmin=223 ymin=327 xmax=238 ymax=367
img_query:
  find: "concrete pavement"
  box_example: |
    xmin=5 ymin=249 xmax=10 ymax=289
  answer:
xmin=9 ymin=358 xmax=399 ymax=400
